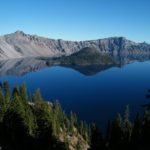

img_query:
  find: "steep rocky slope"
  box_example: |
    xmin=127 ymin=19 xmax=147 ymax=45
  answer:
xmin=0 ymin=31 xmax=150 ymax=59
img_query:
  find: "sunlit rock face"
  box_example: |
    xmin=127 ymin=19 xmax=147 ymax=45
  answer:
xmin=0 ymin=47 xmax=150 ymax=76
xmin=0 ymin=58 xmax=46 ymax=76
xmin=0 ymin=31 xmax=150 ymax=60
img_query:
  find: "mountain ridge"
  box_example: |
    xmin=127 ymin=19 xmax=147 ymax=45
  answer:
xmin=0 ymin=31 xmax=150 ymax=60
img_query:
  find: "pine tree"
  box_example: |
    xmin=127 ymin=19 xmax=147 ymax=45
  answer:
xmin=131 ymin=113 xmax=142 ymax=147
xmin=79 ymin=121 xmax=84 ymax=137
xmin=70 ymin=111 xmax=77 ymax=127
xmin=52 ymin=101 xmax=63 ymax=136
xmin=142 ymin=109 xmax=150 ymax=144
xmin=0 ymin=87 xmax=4 ymax=121
xmin=32 ymin=89 xmax=43 ymax=103
xmin=20 ymin=83 xmax=28 ymax=102
xmin=110 ymin=113 xmax=123 ymax=148
xmin=0 ymin=82 xmax=89 ymax=150
xmin=64 ymin=133 xmax=69 ymax=150
xmin=0 ymin=87 xmax=4 ymax=107
xmin=122 ymin=105 xmax=132 ymax=144
xmin=12 ymin=85 xmax=20 ymax=99
xmin=2 ymin=94 xmax=27 ymax=146
xmin=89 ymin=123 xmax=104 ymax=150
xmin=3 ymin=81 xmax=11 ymax=104
xmin=70 ymin=111 xmax=75 ymax=133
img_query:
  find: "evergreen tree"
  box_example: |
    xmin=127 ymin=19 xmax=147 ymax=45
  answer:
xmin=89 ymin=123 xmax=104 ymax=150
xmin=2 ymin=95 xmax=28 ymax=147
xmin=122 ymin=105 xmax=132 ymax=144
xmin=79 ymin=121 xmax=84 ymax=137
xmin=110 ymin=113 xmax=123 ymax=149
xmin=70 ymin=111 xmax=78 ymax=128
xmin=32 ymin=89 xmax=43 ymax=103
xmin=0 ymin=82 xmax=90 ymax=150
xmin=70 ymin=111 xmax=75 ymax=134
xmin=131 ymin=113 xmax=142 ymax=147
xmin=12 ymin=85 xmax=20 ymax=99
xmin=142 ymin=109 xmax=150 ymax=145
xmin=52 ymin=101 xmax=63 ymax=136
xmin=142 ymin=90 xmax=150 ymax=146
xmin=0 ymin=87 xmax=4 ymax=121
xmin=20 ymin=83 xmax=28 ymax=102
xmin=0 ymin=87 xmax=4 ymax=107
xmin=79 ymin=121 xmax=90 ymax=142
xmin=3 ymin=81 xmax=11 ymax=103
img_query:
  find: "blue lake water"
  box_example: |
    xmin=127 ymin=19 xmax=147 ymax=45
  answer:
xmin=0 ymin=61 xmax=150 ymax=129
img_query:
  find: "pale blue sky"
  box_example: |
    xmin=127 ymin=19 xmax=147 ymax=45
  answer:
xmin=0 ymin=0 xmax=149 ymax=42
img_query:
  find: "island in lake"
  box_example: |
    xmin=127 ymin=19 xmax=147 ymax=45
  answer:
xmin=0 ymin=31 xmax=150 ymax=150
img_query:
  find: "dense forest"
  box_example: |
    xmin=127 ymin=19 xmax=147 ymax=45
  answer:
xmin=0 ymin=82 xmax=150 ymax=150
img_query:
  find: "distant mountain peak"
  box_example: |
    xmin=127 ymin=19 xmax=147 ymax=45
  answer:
xmin=0 ymin=31 xmax=150 ymax=60
xmin=15 ymin=30 xmax=23 ymax=33
xmin=118 ymin=36 xmax=127 ymax=41
xmin=14 ymin=30 xmax=26 ymax=35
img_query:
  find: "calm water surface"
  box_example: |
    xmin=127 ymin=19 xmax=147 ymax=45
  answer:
xmin=0 ymin=61 xmax=150 ymax=129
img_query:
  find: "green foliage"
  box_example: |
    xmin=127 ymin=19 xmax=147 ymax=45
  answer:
xmin=122 ymin=105 xmax=132 ymax=143
xmin=76 ymin=141 xmax=83 ymax=150
xmin=70 ymin=111 xmax=77 ymax=127
xmin=0 ymin=87 xmax=5 ymax=121
xmin=32 ymin=88 xmax=43 ymax=103
xmin=19 ymin=82 xmax=28 ymax=102
xmin=0 ymin=82 xmax=91 ymax=150
xmin=0 ymin=87 xmax=4 ymax=106
xmin=3 ymin=81 xmax=11 ymax=103
xmin=1 ymin=82 xmax=150 ymax=150
xmin=0 ymin=82 xmax=70 ymax=149
xmin=59 ymin=47 xmax=117 ymax=66
xmin=12 ymin=85 xmax=20 ymax=99
xmin=79 ymin=121 xmax=90 ymax=143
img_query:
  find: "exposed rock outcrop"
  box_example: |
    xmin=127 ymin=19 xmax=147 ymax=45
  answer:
xmin=0 ymin=31 xmax=150 ymax=59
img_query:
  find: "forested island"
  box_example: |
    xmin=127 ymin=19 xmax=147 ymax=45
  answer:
xmin=0 ymin=81 xmax=150 ymax=150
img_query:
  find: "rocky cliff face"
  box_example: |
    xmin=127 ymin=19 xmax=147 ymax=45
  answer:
xmin=1 ymin=50 xmax=150 ymax=76
xmin=0 ymin=31 xmax=150 ymax=59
